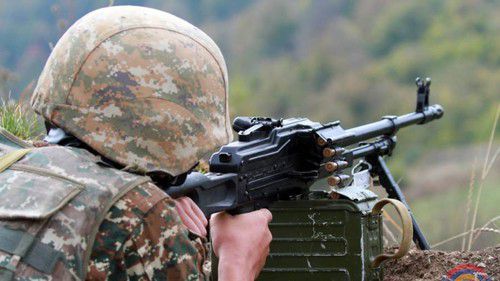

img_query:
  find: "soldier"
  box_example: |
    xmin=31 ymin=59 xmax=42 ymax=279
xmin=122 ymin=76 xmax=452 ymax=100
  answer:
xmin=0 ymin=6 xmax=271 ymax=281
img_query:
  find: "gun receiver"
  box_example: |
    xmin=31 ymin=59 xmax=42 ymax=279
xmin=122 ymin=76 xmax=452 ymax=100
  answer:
xmin=165 ymin=77 xmax=443 ymax=250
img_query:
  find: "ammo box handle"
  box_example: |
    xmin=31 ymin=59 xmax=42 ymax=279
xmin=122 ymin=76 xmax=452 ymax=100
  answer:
xmin=370 ymin=198 xmax=413 ymax=268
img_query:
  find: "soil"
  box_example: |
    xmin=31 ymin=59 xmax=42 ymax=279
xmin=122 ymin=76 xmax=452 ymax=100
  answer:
xmin=383 ymin=246 xmax=499 ymax=280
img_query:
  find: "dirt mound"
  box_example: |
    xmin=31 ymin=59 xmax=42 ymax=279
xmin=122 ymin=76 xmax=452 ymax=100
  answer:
xmin=384 ymin=246 xmax=499 ymax=280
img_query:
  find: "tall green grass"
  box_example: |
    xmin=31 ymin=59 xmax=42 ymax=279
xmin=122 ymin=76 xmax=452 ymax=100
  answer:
xmin=0 ymin=99 xmax=43 ymax=140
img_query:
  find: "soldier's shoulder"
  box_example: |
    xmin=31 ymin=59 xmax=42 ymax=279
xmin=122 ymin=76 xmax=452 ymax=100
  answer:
xmin=88 ymin=181 xmax=173 ymax=278
xmin=110 ymin=181 xmax=171 ymax=218
xmin=20 ymin=144 xmax=147 ymax=188
xmin=35 ymin=144 xmax=171 ymax=217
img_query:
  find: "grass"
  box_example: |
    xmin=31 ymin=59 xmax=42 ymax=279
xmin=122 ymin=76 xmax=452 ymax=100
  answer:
xmin=411 ymin=105 xmax=499 ymax=251
xmin=466 ymin=105 xmax=499 ymax=250
xmin=411 ymin=179 xmax=499 ymax=250
xmin=0 ymin=98 xmax=43 ymax=140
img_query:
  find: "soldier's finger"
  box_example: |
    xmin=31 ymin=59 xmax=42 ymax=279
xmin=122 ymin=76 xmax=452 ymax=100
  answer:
xmin=180 ymin=196 xmax=207 ymax=226
xmin=178 ymin=198 xmax=207 ymax=236
xmin=258 ymin=208 xmax=273 ymax=223
xmin=189 ymin=199 xmax=208 ymax=227
xmin=175 ymin=201 xmax=204 ymax=236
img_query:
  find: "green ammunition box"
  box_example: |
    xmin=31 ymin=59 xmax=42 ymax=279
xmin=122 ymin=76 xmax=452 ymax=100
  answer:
xmin=257 ymin=199 xmax=383 ymax=281
xmin=211 ymin=195 xmax=386 ymax=281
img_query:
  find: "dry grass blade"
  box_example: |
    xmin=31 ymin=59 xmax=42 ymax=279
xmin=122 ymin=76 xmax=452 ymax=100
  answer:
xmin=481 ymin=104 xmax=499 ymax=178
xmin=383 ymin=221 xmax=399 ymax=246
xmin=433 ymin=226 xmax=500 ymax=248
xmin=485 ymin=148 xmax=499 ymax=176
xmin=383 ymin=210 xmax=403 ymax=234
xmin=472 ymin=215 xmax=500 ymax=243
xmin=467 ymin=104 xmax=499 ymax=251
xmin=382 ymin=236 xmax=389 ymax=247
xmin=462 ymin=157 xmax=477 ymax=251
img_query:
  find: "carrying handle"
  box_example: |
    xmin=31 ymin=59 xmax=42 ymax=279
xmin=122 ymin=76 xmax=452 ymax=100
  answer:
xmin=371 ymin=198 xmax=413 ymax=268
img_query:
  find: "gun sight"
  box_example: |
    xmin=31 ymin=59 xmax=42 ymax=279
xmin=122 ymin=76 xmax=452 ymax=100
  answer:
xmin=416 ymin=77 xmax=432 ymax=113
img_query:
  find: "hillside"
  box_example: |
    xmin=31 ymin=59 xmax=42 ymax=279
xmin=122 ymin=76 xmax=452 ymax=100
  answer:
xmin=0 ymin=0 xmax=498 ymax=251
xmin=1 ymin=0 xmax=498 ymax=161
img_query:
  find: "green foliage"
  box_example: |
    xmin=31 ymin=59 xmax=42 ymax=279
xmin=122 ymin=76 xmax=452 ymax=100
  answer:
xmin=0 ymin=0 xmax=497 ymax=250
xmin=0 ymin=0 xmax=498 ymax=169
xmin=370 ymin=1 xmax=437 ymax=57
xmin=258 ymin=12 xmax=297 ymax=57
xmin=0 ymin=67 xmax=16 ymax=98
xmin=0 ymin=100 xmax=43 ymax=140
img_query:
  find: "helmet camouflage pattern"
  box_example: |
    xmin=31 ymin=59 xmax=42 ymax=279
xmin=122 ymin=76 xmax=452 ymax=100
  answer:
xmin=31 ymin=6 xmax=232 ymax=176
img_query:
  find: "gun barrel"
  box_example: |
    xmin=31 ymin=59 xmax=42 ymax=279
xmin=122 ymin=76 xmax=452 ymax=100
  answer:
xmin=343 ymin=104 xmax=443 ymax=145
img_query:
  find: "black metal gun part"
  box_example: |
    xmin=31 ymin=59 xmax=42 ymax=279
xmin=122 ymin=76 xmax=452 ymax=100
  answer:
xmin=165 ymin=78 xmax=442 ymax=250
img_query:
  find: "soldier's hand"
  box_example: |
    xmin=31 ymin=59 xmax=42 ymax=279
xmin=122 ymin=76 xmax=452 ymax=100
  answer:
xmin=210 ymin=209 xmax=273 ymax=281
xmin=174 ymin=196 xmax=208 ymax=237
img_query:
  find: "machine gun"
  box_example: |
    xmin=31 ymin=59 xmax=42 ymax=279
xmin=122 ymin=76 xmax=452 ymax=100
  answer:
xmin=166 ymin=77 xmax=443 ymax=250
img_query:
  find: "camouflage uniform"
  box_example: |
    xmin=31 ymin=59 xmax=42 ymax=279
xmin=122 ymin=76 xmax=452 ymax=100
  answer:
xmin=88 ymin=182 xmax=211 ymax=281
xmin=0 ymin=6 xmax=231 ymax=281
xmin=0 ymin=130 xmax=210 ymax=280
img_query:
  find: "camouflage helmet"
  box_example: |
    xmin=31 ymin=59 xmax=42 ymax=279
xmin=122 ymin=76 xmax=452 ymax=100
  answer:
xmin=31 ymin=6 xmax=232 ymax=176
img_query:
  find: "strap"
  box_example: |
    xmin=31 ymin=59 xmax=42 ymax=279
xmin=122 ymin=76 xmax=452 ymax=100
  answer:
xmin=0 ymin=148 xmax=33 ymax=173
xmin=0 ymin=127 xmax=31 ymax=149
xmin=0 ymin=227 xmax=35 ymax=257
xmin=370 ymin=199 xmax=413 ymax=268
xmin=23 ymin=237 xmax=65 ymax=274
xmin=0 ymin=226 xmax=64 ymax=273
xmin=0 ymin=268 xmax=14 ymax=281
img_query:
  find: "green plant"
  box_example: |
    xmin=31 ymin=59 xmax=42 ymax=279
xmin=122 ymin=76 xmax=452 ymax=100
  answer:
xmin=0 ymin=99 xmax=43 ymax=140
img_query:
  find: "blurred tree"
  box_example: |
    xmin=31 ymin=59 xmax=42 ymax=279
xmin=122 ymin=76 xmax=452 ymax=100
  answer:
xmin=0 ymin=67 xmax=16 ymax=99
xmin=0 ymin=0 xmax=497 ymax=170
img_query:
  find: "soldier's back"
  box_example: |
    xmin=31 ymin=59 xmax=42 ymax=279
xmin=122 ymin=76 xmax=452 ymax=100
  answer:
xmin=0 ymin=128 xmax=209 ymax=281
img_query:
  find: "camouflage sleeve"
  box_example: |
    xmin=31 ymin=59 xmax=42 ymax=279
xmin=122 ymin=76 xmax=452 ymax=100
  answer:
xmin=89 ymin=182 xmax=211 ymax=281
xmin=123 ymin=193 xmax=211 ymax=281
